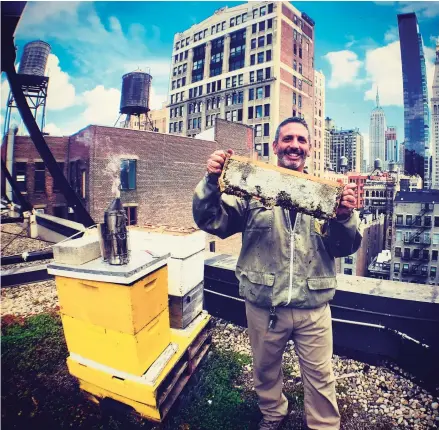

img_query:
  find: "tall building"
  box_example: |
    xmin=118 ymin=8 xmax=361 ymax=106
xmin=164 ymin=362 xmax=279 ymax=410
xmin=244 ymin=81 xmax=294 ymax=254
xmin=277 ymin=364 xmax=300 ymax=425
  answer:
xmin=385 ymin=126 xmax=398 ymax=168
xmin=168 ymin=1 xmax=315 ymax=163
xmin=313 ymin=70 xmax=325 ymax=177
xmin=330 ymin=128 xmax=364 ymax=173
xmin=324 ymin=117 xmax=334 ymax=170
xmin=431 ymin=41 xmax=439 ymax=189
xmin=369 ymin=89 xmax=386 ymax=170
xmin=397 ymin=13 xmax=431 ymax=188
xmin=391 ymin=190 xmax=439 ymax=285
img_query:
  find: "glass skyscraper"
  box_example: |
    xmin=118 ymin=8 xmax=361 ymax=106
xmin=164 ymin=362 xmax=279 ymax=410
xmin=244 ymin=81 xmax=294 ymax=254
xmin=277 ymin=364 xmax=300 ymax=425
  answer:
xmin=397 ymin=12 xmax=431 ymax=188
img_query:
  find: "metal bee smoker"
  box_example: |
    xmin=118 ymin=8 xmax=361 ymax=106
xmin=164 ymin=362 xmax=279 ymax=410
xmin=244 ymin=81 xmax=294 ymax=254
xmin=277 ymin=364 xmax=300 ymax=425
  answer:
xmin=98 ymin=197 xmax=130 ymax=265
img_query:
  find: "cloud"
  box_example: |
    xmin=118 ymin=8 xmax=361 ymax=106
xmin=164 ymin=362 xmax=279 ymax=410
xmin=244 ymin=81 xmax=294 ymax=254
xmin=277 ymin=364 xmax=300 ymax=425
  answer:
xmin=345 ymin=35 xmax=357 ymax=49
xmin=396 ymin=2 xmax=439 ymax=19
xmin=46 ymin=54 xmax=76 ymax=110
xmin=45 ymin=122 xmax=63 ymax=135
xmin=363 ymin=41 xmax=403 ymax=106
xmin=323 ymin=50 xmax=363 ymax=88
xmin=81 ymin=85 xmax=120 ymax=125
xmin=384 ymin=26 xmax=399 ymax=43
xmin=149 ymin=87 xmax=167 ymax=110
xmin=363 ymin=40 xmax=436 ymax=106
xmin=17 ymin=1 xmax=80 ymax=29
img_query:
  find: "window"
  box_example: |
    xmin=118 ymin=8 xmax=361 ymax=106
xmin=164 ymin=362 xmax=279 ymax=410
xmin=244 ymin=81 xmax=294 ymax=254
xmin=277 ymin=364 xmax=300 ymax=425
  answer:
xmin=124 ymin=206 xmax=137 ymax=226
xmin=433 ymin=250 xmax=438 ymax=261
xmin=268 ymin=3 xmax=273 ymax=13
xmin=344 ymin=268 xmax=353 ymax=275
xmin=435 ymin=216 xmax=439 ymax=227
xmin=252 ymin=23 xmax=257 ymax=34
xmin=34 ymin=162 xmax=45 ymax=192
xmin=258 ymin=36 xmax=265 ymax=47
xmin=406 ymin=215 xmax=412 ymax=226
xmin=120 ymin=160 xmax=136 ymax=190
xmin=264 ymin=123 xmax=270 ymax=136
xmin=251 ymin=39 xmax=256 ymax=49
xmin=250 ymin=71 xmax=255 ymax=83
xmin=250 ymin=54 xmax=256 ymax=65
xmin=257 ymin=69 xmax=264 ymax=81
xmin=433 ymin=233 xmax=439 ymax=245
xmin=265 ymin=85 xmax=270 ymax=97
xmin=267 ymin=34 xmax=272 ymax=45
xmin=259 ymin=21 xmax=265 ymax=31
xmin=344 ymin=256 xmax=353 ymax=264
xmin=394 ymin=263 xmax=400 ymax=273
xmin=249 ymin=88 xmax=254 ymax=101
xmin=260 ymin=6 xmax=266 ymax=16
xmin=256 ymin=105 xmax=263 ymax=118
xmin=431 ymin=267 xmax=437 ymax=278
xmin=267 ymin=18 xmax=273 ymax=29
xmin=258 ymin=52 xmax=264 ymax=63
xmin=256 ymin=87 xmax=264 ymax=99
xmin=266 ymin=50 xmax=272 ymax=61
xmin=396 ymin=214 xmax=403 ymax=225
xmin=298 ymin=63 xmax=302 ymax=74
xmin=395 ymin=247 xmax=401 ymax=257
xmin=14 ymin=162 xmax=27 ymax=192
xmin=293 ymin=60 xmax=297 ymax=71
xmin=248 ymin=106 xmax=254 ymax=119
xmin=402 ymin=264 xmax=409 ymax=274
xmin=255 ymin=124 xmax=262 ymax=137
xmin=415 ymin=215 xmax=422 ymax=226
xmin=263 ymin=142 xmax=269 ymax=156
xmin=264 ymin=104 xmax=270 ymax=116
xmin=53 ymin=163 xmax=64 ymax=192
xmin=266 ymin=67 xmax=271 ymax=79
xmin=425 ymin=216 xmax=432 ymax=227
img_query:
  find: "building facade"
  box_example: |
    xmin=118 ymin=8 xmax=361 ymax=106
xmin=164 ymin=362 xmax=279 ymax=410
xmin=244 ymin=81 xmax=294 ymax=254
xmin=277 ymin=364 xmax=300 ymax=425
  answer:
xmin=340 ymin=212 xmax=385 ymax=277
xmin=329 ymin=128 xmax=364 ymax=173
xmin=348 ymin=173 xmax=368 ymax=209
xmin=385 ymin=126 xmax=398 ymax=168
xmin=119 ymin=104 xmax=167 ymax=134
xmin=168 ymin=1 xmax=315 ymax=164
xmin=313 ymin=70 xmax=325 ymax=177
xmin=431 ymin=41 xmax=439 ymax=189
xmin=397 ymin=13 xmax=431 ymax=188
xmin=369 ymin=89 xmax=386 ymax=170
xmin=391 ymin=190 xmax=439 ymax=285
xmin=324 ymin=117 xmax=335 ymax=170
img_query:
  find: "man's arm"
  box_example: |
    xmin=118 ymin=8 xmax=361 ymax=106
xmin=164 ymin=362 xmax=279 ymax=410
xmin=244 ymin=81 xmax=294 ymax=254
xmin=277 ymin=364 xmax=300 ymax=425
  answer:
xmin=193 ymin=150 xmax=248 ymax=239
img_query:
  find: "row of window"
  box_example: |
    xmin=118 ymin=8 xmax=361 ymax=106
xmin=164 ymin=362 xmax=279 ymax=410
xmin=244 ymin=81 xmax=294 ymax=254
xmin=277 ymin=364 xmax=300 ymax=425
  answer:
xmin=174 ymin=50 xmax=189 ymax=64
xmin=171 ymin=77 xmax=187 ymax=90
xmin=170 ymin=106 xmax=184 ymax=118
xmin=395 ymin=231 xmax=439 ymax=244
xmin=251 ymin=18 xmax=273 ymax=34
xmin=395 ymin=214 xmax=439 ymax=227
xmin=250 ymin=50 xmax=272 ymax=65
xmin=169 ymin=121 xmax=183 ymax=133
xmin=251 ymin=33 xmax=273 ymax=49
xmin=225 ymin=108 xmax=243 ymax=122
xmin=395 ymin=247 xmax=436 ymax=260
xmin=255 ymin=142 xmax=270 ymax=157
xmin=249 ymin=85 xmax=270 ymax=100
xmin=393 ymin=263 xmax=436 ymax=278
xmin=175 ymin=4 xmax=274 ymax=52
xmin=248 ymin=104 xmax=270 ymax=119
xmin=173 ymin=63 xmax=187 ymax=77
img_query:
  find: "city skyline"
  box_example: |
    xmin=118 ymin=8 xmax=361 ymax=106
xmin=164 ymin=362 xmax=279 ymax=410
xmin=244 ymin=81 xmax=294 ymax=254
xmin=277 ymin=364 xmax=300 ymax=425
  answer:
xmin=0 ymin=1 xmax=438 ymax=166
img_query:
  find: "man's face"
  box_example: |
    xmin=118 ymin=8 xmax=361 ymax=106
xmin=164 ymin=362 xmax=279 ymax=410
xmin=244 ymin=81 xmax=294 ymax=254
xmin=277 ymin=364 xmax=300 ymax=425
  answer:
xmin=272 ymin=122 xmax=311 ymax=171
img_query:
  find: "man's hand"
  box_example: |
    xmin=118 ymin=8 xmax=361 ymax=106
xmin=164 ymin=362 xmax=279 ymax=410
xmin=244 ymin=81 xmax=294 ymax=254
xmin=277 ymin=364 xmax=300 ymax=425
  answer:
xmin=206 ymin=149 xmax=234 ymax=176
xmin=336 ymin=183 xmax=357 ymax=220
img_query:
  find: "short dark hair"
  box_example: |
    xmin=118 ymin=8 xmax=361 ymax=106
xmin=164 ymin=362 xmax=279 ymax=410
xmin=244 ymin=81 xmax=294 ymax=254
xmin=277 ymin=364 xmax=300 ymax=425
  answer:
xmin=274 ymin=117 xmax=311 ymax=145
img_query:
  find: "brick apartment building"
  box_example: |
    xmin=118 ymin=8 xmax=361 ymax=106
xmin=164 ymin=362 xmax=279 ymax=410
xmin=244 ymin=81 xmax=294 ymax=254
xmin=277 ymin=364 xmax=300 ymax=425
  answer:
xmin=5 ymin=120 xmax=252 ymax=243
xmin=168 ymin=1 xmax=316 ymax=168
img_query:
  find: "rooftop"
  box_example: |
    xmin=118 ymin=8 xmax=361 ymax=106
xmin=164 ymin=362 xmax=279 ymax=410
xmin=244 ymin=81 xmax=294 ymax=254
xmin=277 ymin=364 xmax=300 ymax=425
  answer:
xmin=395 ymin=190 xmax=439 ymax=203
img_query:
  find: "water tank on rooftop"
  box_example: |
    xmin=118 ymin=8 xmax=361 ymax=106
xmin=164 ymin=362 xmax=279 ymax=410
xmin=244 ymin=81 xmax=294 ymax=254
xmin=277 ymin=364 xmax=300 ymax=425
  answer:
xmin=374 ymin=158 xmax=382 ymax=170
xmin=340 ymin=156 xmax=348 ymax=168
xmin=18 ymin=40 xmax=51 ymax=76
xmin=120 ymin=70 xmax=152 ymax=115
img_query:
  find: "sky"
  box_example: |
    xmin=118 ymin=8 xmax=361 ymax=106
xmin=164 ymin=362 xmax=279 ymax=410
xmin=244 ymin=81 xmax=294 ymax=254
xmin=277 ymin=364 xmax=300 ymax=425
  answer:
xmin=0 ymin=1 xmax=438 ymax=164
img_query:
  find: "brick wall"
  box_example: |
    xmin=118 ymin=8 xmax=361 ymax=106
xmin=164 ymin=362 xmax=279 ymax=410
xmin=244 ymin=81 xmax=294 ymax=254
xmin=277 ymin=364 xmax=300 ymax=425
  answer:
xmin=12 ymin=135 xmax=69 ymax=213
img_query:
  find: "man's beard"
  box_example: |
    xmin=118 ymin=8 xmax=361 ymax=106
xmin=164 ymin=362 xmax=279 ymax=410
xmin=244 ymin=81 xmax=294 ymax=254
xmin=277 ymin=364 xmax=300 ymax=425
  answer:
xmin=277 ymin=148 xmax=306 ymax=170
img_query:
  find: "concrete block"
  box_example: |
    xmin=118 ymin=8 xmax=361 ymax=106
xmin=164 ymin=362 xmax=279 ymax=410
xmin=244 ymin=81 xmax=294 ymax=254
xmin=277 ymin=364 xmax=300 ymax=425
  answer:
xmin=219 ymin=155 xmax=344 ymax=219
xmin=53 ymin=235 xmax=101 ymax=265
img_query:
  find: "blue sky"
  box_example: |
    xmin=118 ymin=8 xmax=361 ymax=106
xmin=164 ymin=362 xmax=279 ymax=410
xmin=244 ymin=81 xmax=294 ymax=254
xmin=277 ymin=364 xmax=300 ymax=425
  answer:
xmin=1 ymin=1 xmax=438 ymax=164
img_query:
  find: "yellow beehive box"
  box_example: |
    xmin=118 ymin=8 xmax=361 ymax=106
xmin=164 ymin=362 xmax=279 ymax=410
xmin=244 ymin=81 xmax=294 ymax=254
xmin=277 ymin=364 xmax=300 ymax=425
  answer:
xmin=55 ymin=266 xmax=168 ymax=335
xmin=61 ymin=307 xmax=171 ymax=375
xmin=67 ymin=313 xmax=211 ymax=422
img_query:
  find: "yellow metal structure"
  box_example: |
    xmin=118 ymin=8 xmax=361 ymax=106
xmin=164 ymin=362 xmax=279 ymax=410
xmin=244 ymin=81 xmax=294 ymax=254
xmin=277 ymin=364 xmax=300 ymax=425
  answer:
xmin=55 ymin=266 xmax=168 ymax=334
xmin=67 ymin=313 xmax=211 ymax=422
xmin=61 ymin=308 xmax=171 ymax=376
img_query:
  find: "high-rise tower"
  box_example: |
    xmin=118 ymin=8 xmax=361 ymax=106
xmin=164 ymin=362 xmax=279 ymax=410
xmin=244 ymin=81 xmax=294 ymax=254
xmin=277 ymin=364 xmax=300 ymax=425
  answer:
xmin=397 ymin=12 xmax=431 ymax=188
xmin=431 ymin=40 xmax=439 ymax=189
xmin=369 ymin=88 xmax=386 ymax=170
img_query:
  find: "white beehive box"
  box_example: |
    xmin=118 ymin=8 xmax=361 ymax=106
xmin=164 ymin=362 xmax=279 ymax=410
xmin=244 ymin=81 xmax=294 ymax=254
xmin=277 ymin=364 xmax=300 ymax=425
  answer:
xmin=128 ymin=228 xmax=206 ymax=297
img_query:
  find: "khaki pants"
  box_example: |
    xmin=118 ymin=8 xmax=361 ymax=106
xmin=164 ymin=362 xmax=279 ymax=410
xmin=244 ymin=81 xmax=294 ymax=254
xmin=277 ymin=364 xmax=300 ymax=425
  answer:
xmin=245 ymin=300 xmax=340 ymax=430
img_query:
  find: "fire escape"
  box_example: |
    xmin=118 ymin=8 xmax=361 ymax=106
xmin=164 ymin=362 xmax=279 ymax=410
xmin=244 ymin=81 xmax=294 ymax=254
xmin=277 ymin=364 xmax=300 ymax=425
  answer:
xmin=400 ymin=203 xmax=433 ymax=277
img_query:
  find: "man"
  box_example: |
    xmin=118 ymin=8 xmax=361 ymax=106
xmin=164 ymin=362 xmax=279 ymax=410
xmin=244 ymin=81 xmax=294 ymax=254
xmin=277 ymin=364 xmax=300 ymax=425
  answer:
xmin=193 ymin=117 xmax=362 ymax=430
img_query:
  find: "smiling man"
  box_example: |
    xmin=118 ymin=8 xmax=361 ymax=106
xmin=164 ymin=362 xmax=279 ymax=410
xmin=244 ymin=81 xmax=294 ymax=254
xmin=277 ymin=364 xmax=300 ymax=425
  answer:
xmin=193 ymin=117 xmax=362 ymax=430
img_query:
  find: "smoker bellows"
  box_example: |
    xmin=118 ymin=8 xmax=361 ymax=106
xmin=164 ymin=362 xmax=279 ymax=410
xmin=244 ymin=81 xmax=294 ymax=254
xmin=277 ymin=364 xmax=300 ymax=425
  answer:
xmin=219 ymin=155 xmax=344 ymax=219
